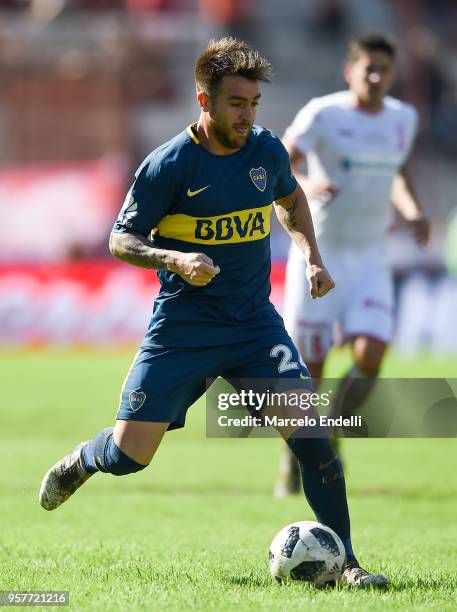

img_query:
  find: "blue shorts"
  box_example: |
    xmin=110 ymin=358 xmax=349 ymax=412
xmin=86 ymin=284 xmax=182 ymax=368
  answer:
xmin=117 ymin=331 xmax=310 ymax=430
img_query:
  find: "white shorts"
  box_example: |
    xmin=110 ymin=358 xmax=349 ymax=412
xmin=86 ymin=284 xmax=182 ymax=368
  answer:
xmin=283 ymin=244 xmax=394 ymax=363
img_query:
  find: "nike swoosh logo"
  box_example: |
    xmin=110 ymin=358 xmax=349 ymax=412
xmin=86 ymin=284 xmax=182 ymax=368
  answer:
xmin=319 ymin=456 xmax=337 ymax=470
xmin=299 ymin=372 xmax=310 ymax=380
xmin=187 ymin=185 xmax=211 ymax=197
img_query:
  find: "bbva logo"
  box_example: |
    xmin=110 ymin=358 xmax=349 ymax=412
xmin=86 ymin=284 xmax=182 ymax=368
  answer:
xmin=195 ymin=211 xmax=266 ymax=241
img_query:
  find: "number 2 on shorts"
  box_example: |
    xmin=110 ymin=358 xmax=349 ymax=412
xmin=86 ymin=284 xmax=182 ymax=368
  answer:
xmin=270 ymin=344 xmax=300 ymax=373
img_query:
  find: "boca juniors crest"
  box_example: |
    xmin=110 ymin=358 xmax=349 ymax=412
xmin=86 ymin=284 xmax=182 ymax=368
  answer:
xmin=129 ymin=390 xmax=146 ymax=412
xmin=249 ymin=167 xmax=267 ymax=192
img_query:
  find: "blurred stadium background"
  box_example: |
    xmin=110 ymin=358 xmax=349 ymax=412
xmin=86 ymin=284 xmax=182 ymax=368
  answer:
xmin=1 ymin=0 xmax=457 ymax=355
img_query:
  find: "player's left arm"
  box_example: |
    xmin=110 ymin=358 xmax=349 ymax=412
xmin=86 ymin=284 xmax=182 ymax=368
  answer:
xmin=391 ymin=164 xmax=430 ymax=246
xmin=275 ymin=184 xmax=335 ymax=299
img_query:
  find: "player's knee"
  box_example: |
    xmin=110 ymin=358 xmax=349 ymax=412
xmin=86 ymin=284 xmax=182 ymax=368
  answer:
xmin=307 ymin=362 xmax=324 ymax=379
xmin=355 ymin=355 xmax=380 ymax=376
xmin=353 ymin=337 xmax=386 ymax=375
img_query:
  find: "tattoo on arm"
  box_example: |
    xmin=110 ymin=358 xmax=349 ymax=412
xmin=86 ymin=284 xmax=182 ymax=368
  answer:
xmin=283 ymin=197 xmax=299 ymax=231
xmin=109 ymin=230 xmax=173 ymax=270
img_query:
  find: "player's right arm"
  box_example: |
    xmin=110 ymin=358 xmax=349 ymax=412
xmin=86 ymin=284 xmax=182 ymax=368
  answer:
xmin=283 ymin=138 xmax=338 ymax=203
xmin=110 ymin=153 xmax=219 ymax=287
xmin=109 ymin=231 xmax=219 ymax=287
xmin=283 ymin=100 xmax=338 ymax=203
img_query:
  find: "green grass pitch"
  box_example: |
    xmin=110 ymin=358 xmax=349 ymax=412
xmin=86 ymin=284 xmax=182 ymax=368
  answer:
xmin=1 ymin=349 xmax=456 ymax=610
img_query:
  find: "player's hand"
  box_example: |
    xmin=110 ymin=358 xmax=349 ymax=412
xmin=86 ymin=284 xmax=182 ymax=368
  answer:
xmin=171 ymin=252 xmax=220 ymax=286
xmin=306 ymin=263 xmax=335 ymax=299
xmin=305 ymin=179 xmax=339 ymax=203
xmin=407 ymin=216 xmax=430 ymax=247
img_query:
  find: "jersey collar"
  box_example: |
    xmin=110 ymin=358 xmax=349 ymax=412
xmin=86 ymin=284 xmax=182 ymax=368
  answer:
xmin=187 ymin=123 xmax=200 ymax=144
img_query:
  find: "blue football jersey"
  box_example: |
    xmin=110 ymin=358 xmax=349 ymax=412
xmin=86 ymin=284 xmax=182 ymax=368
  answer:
xmin=113 ymin=124 xmax=297 ymax=348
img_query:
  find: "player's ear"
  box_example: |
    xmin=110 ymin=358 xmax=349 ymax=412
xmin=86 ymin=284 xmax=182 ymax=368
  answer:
xmin=197 ymin=90 xmax=210 ymax=112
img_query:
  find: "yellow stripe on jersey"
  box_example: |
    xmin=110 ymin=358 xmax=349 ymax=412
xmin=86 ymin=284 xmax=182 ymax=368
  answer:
xmin=157 ymin=204 xmax=272 ymax=245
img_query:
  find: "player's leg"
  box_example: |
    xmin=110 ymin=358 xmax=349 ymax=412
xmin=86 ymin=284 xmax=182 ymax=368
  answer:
xmin=276 ymin=245 xmax=337 ymax=496
xmin=330 ymin=335 xmax=387 ymax=421
xmin=274 ymin=360 xmax=325 ymax=497
xmin=113 ymin=420 xmax=168 ymax=464
xmin=80 ymin=420 xmax=169 ymax=475
xmin=39 ymin=345 xmax=209 ymax=510
xmin=226 ymin=333 xmax=387 ymax=587
xmin=353 ymin=335 xmax=387 ymax=375
xmin=39 ymin=419 xmax=170 ymax=511
xmin=225 ymin=336 xmax=353 ymax=555
xmin=330 ymin=259 xmax=393 ymax=423
xmin=285 ymin=426 xmax=387 ymax=586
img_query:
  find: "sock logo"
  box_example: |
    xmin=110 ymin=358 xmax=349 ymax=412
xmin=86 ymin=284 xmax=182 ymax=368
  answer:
xmin=319 ymin=455 xmax=337 ymax=470
xmin=129 ymin=390 xmax=146 ymax=412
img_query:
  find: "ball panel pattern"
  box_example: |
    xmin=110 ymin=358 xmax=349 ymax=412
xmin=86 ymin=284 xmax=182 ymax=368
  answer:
xmin=290 ymin=560 xmax=327 ymax=581
xmin=309 ymin=527 xmax=340 ymax=557
xmin=281 ymin=525 xmax=300 ymax=558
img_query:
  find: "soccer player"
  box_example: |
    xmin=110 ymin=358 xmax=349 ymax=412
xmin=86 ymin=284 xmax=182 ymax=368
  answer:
xmin=39 ymin=37 xmax=387 ymax=588
xmin=275 ymin=33 xmax=430 ymax=497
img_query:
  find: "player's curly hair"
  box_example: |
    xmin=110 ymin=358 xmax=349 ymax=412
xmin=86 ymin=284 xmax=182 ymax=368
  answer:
xmin=195 ymin=37 xmax=273 ymax=99
xmin=349 ymin=32 xmax=396 ymax=61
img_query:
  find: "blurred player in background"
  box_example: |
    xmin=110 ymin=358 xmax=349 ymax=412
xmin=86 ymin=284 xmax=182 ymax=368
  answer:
xmin=275 ymin=33 xmax=430 ymax=497
xmin=39 ymin=36 xmax=388 ymax=588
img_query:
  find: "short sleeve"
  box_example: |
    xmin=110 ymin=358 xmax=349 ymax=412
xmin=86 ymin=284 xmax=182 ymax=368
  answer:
xmin=273 ymin=141 xmax=298 ymax=200
xmin=112 ymin=153 xmax=175 ymax=236
xmin=283 ymin=99 xmax=321 ymax=156
xmin=402 ymin=105 xmax=419 ymax=161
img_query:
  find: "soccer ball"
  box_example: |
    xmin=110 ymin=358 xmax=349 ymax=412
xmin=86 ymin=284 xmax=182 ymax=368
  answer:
xmin=269 ymin=520 xmax=346 ymax=586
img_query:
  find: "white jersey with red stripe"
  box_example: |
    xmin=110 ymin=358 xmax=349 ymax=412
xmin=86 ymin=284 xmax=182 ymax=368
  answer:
xmin=284 ymin=90 xmax=418 ymax=252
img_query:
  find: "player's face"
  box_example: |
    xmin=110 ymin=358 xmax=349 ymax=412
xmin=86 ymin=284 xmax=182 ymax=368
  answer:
xmin=345 ymin=51 xmax=395 ymax=109
xmin=208 ymin=76 xmax=260 ymax=150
